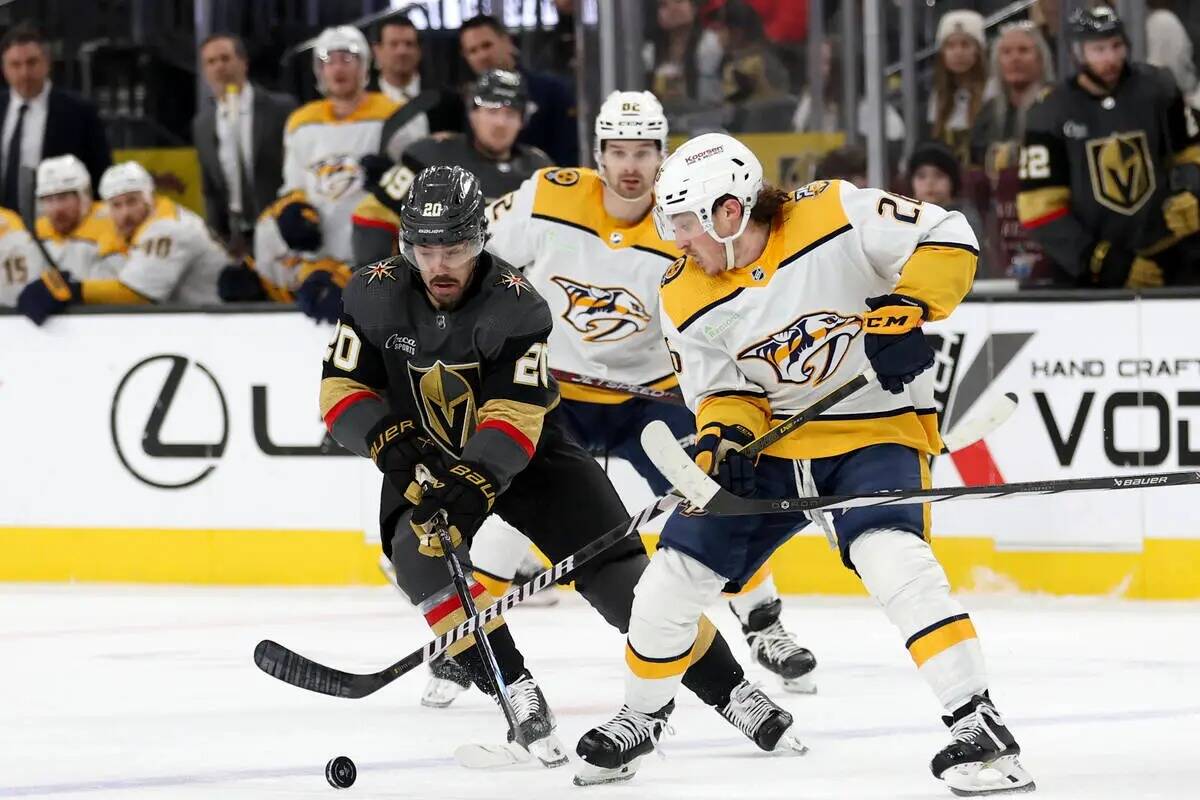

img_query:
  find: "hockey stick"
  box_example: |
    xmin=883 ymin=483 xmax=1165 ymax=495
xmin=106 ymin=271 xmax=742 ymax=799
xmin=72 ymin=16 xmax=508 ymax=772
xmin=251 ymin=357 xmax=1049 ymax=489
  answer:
xmin=18 ymin=166 xmax=76 ymax=302
xmin=431 ymin=521 xmax=540 ymax=769
xmin=252 ymin=496 xmax=676 ymax=699
xmin=640 ymin=425 xmax=1200 ymax=515
xmin=550 ymin=368 xmax=686 ymax=406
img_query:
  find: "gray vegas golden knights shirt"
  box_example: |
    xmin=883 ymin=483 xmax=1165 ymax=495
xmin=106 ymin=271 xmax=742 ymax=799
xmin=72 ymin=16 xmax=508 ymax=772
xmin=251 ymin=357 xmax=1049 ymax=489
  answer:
xmin=318 ymin=251 xmax=559 ymax=504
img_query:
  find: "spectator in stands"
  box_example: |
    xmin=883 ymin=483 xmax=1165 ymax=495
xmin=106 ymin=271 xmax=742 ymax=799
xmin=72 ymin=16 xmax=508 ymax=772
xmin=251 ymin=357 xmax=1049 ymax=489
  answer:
xmin=971 ymin=22 xmax=1054 ymax=170
xmin=927 ymin=10 xmax=989 ymax=162
xmin=16 ymin=161 xmax=230 ymax=324
xmin=373 ymin=17 xmax=423 ymax=103
xmin=812 ymin=144 xmax=867 ymax=186
xmin=0 ymin=23 xmax=111 ymax=213
xmin=459 ymin=15 xmax=578 ymax=166
xmin=34 ymin=154 xmax=124 ymax=280
xmin=644 ymin=0 xmax=724 ymax=115
xmin=708 ymin=0 xmax=793 ymax=133
xmin=535 ymin=0 xmax=578 ymax=79
xmin=793 ymin=37 xmax=906 ymax=145
xmin=905 ymin=141 xmax=993 ymax=277
xmin=1146 ymin=1 xmax=1197 ymax=104
xmin=192 ymin=33 xmax=295 ymax=254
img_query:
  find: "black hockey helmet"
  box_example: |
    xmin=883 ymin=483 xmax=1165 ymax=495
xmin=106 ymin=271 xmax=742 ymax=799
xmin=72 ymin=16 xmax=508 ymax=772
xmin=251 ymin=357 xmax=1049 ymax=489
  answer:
xmin=470 ymin=69 xmax=528 ymax=113
xmin=400 ymin=165 xmax=488 ymax=262
xmin=1069 ymin=5 xmax=1126 ymax=42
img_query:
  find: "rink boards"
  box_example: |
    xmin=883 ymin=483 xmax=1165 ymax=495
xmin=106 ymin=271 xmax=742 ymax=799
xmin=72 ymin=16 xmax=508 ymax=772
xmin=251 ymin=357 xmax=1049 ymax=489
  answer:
xmin=3 ymin=300 xmax=1199 ymax=597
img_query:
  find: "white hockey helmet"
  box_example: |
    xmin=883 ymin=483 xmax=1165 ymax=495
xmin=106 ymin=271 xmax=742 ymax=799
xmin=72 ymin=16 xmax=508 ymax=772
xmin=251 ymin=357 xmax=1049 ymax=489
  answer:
xmin=36 ymin=154 xmax=92 ymax=211
xmin=99 ymin=161 xmax=155 ymax=205
xmin=313 ymin=25 xmax=371 ymax=94
xmin=594 ymin=91 xmax=668 ymax=156
xmin=653 ymin=132 xmax=763 ymax=269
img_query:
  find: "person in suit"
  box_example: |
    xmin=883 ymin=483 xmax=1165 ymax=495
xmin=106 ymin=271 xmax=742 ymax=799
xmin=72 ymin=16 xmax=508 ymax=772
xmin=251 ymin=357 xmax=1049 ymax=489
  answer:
xmin=191 ymin=33 xmax=296 ymax=252
xmin=0 ymin=23 xmax=111 ymax=215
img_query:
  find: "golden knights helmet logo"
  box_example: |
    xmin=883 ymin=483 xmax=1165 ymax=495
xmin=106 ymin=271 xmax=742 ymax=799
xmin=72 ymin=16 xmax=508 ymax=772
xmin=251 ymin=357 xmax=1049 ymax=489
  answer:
xmin=407 ymin=360 xmax=480 ymax=454
xmin=1085 ymin=131 xmax=1156 ymax=215
xmin=550 ymin=276 xmax=652 ymax=343
xmin=310 ymin=155 xmax=363 ymax=201
xmin=739 ymin=311 xmax=862 ymax=386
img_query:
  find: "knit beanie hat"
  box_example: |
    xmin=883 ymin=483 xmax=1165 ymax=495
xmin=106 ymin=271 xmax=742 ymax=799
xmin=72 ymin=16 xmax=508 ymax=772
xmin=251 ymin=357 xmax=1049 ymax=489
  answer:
xmin=936 ymin=10 xmax=986 ymax=51
xmin=907 ymin=141 xmax=961 ymax=195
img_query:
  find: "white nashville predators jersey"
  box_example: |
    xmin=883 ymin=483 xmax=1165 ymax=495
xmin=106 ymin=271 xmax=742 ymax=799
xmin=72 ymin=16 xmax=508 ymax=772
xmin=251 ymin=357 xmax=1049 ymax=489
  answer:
xmin=280 ymin=93 xmax=401 ymax=263
xmin=659 ymin=180 xmax=977 ymax=460
xmin=35 ymin=203 xmax=125 ymax=280
xmin=486 ymin=168 xmax=682 ymax=403
xmin=0 ymin=208 xmax=49 ymax=306
xmin=118 ymin=197 xmax=229 ymax=304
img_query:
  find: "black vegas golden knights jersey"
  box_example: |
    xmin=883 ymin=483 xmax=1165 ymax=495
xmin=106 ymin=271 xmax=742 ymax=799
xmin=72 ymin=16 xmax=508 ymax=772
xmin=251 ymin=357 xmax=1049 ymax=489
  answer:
xmin=318 ymin=251 xmax=559 ymax=528
xmin=1018 ymin=63 xmax=1200 ymax=284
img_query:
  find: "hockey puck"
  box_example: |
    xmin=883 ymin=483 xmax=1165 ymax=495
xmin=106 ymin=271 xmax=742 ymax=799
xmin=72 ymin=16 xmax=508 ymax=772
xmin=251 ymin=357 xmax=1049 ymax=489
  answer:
xmin=325 ymin=756 xmax=356 ymax=789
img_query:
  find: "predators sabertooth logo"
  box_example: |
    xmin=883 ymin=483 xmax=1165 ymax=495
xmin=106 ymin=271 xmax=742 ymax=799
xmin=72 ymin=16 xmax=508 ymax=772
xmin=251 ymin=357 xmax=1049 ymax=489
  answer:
xmin=739 ymin=311 xmax=862 ymax=386
xmin=311 ymin=155 xmax=363 ymax=201
xmin=407 ymin=361 xmax=481 ymax=454
xmin=1085 ymin=131 xmax=1156 ymax=215
xmin=551 ymin=276 xmax=652 ymax=343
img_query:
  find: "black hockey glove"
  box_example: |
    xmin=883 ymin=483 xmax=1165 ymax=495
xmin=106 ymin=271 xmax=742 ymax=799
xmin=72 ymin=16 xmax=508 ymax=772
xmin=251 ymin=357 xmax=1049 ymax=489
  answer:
xmin=367 ymin=415 xmax=437 ymax=497
xmin=695 ymin=422 xmax=757 ymax=497
xmin=360 ymin=153 xmax=393 ymax=191
xmin=408 ymin=460 xmax=498 ymax=557
xmin=217 ymin=263 xmax=267 ymax=302
xmin=276 ymin=200 xmax=323 ymax=252
xmin=1087 ymin=241 xmax=1163 ymax=289
xmin=863 ymin=294 xmax=934 ymax=394
xmin=294 ymin=271 xmax=342 ymax=323
xmin=17 ymin=270 xmax=80 ymax=325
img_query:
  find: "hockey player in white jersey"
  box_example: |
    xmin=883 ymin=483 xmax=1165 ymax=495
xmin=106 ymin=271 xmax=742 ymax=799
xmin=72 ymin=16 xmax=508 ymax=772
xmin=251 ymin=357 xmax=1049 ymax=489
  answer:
xmin=35 ymin=155 xmax=124 ymax=279
xmin=575 ymin=134 xmax=1035 ymax=795
xmin=233 ymin=25 xmax=403 ymax=321
xmin=17 ymin=161 xmax=230 ymax=324
xmin=416 ymin=92 xmax=818 ymax=710
xmin=0 ymin=208 xmax=47 ymax=306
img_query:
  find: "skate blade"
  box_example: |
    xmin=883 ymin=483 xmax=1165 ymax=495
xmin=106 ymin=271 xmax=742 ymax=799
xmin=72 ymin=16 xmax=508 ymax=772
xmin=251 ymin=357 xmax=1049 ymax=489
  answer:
xmin=770 ymin=731 xmax=810 ymax=757
xmin=420 ymin=678 xmax=469 ymax=709
xmin=944 ymin=754 xmax=1036 ymax=796
xmin=454 ymin=742 xmax=533 ymax=769
xmin=527 ymin=733 xmax=570 ymax=768
xmin=781 ymin=673 xmax=817 ymax=694
xmin=572 ymin=756 xmax=645 ymax=786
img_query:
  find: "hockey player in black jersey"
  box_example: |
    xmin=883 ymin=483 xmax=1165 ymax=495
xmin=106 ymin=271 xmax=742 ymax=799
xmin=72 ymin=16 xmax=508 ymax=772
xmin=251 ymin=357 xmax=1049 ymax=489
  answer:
xmin=1018 ymin=5 xmax=1200 ymax=287
xmin=320 ymin=164 xmax=802 ymax=767
xmin=351 ymin=69 xmax=553 ymax=265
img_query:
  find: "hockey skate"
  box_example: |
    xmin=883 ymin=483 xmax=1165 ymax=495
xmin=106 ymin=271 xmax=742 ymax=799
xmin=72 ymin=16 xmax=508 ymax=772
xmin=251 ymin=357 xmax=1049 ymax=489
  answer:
xmin=506 ymin=671 xmax=568 ymax=768
xmin=420 ymin=653 xmax=473 ymax=708
xmin=735 ymin=598 xmax=818 ymax=693
xmin=931 ymin=693 xmax=1036 ymax=796
xmin=574 ymin=701 xmax=675 ymax=786
xmin=454 ymin=670 xmax=567 ymax=768
xmin=718 ymin=680 xmax=807 ymax=754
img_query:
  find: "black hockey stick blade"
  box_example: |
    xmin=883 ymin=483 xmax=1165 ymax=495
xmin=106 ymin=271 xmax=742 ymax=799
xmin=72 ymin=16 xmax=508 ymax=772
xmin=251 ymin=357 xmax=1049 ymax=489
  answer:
xmin=253 ymin=496 xmax=677 ymax=699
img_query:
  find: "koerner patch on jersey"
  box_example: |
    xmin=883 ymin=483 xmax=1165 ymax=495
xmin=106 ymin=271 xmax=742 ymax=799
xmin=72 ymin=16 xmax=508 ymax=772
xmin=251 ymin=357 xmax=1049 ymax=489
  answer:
xmin=543 ymin=168 xmax=580 ymax=187
xmin=661 ymin=256 xmax=686 ymax=287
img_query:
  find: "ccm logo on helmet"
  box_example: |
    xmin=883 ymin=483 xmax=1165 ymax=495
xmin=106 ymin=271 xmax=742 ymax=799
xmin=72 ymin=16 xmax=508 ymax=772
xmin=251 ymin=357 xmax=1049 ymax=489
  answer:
xmin=684 ymin=146 xmax=724 ymax=165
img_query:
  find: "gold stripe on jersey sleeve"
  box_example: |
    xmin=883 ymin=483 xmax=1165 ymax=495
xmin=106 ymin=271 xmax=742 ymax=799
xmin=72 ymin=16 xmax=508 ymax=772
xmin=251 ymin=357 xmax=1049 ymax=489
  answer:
xmin=696 ymin=392 xmax=772 ymax=440
xmin=558 ymin=373 xmax=679 ymax=405
xmin=351 ymin=192 xmax=401 ymax=230
xmin=661 ymin=186 xmax=851 ymax=332
xmin=320 ymin=376 xmax=377 ymax=419
xmin=298 ymin=258 xmax=353 ymax=288
xmin=894 ymin=244 xmax=977 ymax=322
xmin=1016 ymin=186 xmax=1071 ymax=225
xmin=477 ymin=398 xmax=549 ymax=447
xmin=286 ymin=92 xmax=401 ymax=134
xmin=1173 ymin=144 xmax=1200 ymax=168
xmin=762 ymin=408 xmax=942 ymax=460
xmin=0 ymin=207 xmax=24 ymax=232
xmin=80 ymin=279 xmax=151 ymax=305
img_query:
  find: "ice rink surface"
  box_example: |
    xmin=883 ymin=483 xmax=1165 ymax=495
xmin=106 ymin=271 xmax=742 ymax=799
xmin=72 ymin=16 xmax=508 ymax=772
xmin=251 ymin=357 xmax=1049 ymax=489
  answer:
xmin=3 ymin=584 xmax=1198 ymax=799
